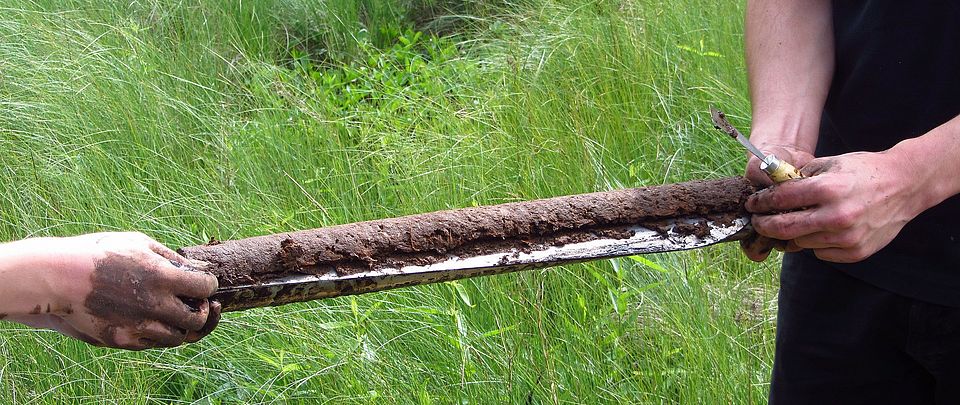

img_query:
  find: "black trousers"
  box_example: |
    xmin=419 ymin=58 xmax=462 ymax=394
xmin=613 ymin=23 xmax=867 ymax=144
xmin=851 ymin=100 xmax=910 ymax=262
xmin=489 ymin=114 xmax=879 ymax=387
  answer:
xmin=769 ymin=252 xmax=960 ymax=404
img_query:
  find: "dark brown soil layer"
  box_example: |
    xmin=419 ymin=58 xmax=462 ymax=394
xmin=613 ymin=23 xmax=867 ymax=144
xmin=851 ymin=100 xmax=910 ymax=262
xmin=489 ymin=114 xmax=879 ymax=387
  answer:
xmin=179 ymin=177 xmax=753 ymax=287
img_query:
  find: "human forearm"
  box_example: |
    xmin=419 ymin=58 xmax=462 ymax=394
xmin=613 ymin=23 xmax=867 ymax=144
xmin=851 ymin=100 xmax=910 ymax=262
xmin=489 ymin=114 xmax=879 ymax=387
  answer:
xmin=887 ymin=114 xmax=960 ymax=214
xmin=745 ymin=0 xmax=834 ymax=152
xmin=0 ymin=237 xmax=74 ymax=318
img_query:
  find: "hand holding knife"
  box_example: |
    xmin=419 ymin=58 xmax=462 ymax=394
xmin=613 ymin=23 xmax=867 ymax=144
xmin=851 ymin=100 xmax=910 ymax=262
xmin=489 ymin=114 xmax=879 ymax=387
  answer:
xmin=710 ymin=106 xmax=804 ymax=260
xmin=710 ymin=106 xmax=803 ymax=183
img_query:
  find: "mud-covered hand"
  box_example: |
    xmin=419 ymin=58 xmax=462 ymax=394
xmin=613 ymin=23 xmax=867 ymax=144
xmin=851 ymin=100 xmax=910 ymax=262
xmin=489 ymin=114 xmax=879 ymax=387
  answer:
xmin=740 ymin=145 xmax=815 ymax=261
xmin=2 ymin=232 xmax=221 ymax=350
xmin=746 ymin=150 xmax=928 ymax=263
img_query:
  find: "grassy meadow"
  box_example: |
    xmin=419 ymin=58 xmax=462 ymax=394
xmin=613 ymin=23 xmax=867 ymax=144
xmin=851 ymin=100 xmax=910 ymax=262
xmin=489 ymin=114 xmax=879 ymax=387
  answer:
xmin=0 ymin=1 xmax=781 ymax=403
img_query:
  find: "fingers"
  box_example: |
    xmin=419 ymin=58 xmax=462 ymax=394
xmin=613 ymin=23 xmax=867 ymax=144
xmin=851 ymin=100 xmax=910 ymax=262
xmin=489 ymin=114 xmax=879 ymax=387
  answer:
xmin=153 ymin=257 xmax=218 ymax=299
xmin=800 ymin=157 xmax=838 ymax=177
xmin=88 ymin=305 xmax=217 ymax=350
xmin=100 ymin=305 xmax=218 ymax=350
xmin=153 ymin=296 xmax=210 ymax=331
xmin=140 ymin=240 xmax=218 ymax=299
xmin=148 ymin=239 xmax=212 ymax=272
xmin=783 ymin=240 xmax=803 ymax=253
xmin=167 ymin=268 xmax=218 ymax=299
xmin=813 ymin=247 xmax=870 ymax=264
xmin=147 ymin=239 xmax=187 ymax=263
xmin=186 ymin=301 xmax=221 ymax=343
xmin=135 ymin=247 xmax=220 ymax=346
xmin=743 ymin=146 xmax=816 ymax=187
xmin=739 ymin=232 xmax=779 ymax=262
xmin=137 ymin=321 xmax=188 ymax=348
xmin=744 ymin=226 xmax=868 ymax=264
xmin=149 ymin=241 xmax=210 ymax=269
xmin=111 ymin=321 xmax=189 ymax=350
xmin=745 ymin=157 xmax=775 ymax=188
xmin=746 ymin=179 xmax=825 ymax=214
xmin=124 ymin=255 xmax=216 ymax=332
xmin=751 ymin=209 xmax=833 ymax=241
xmin=792 ymin=231 xmax=858 ymax=250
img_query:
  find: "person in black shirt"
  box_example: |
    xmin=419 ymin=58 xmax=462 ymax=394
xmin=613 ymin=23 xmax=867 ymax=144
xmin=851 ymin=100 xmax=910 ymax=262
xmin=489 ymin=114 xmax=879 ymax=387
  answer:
xmin=742 ymin=0 xmax=960 ymax=402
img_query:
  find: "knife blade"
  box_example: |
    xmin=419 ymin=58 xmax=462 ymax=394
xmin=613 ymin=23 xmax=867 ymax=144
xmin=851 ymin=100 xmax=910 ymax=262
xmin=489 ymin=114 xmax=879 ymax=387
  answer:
xmin=710 ymin=106 xmax=803 ymax=183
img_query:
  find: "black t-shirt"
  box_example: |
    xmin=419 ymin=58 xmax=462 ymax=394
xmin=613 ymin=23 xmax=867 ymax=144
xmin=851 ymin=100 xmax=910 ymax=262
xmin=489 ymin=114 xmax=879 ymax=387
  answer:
xmin=811 ymin=1 xmax=960 ymax=306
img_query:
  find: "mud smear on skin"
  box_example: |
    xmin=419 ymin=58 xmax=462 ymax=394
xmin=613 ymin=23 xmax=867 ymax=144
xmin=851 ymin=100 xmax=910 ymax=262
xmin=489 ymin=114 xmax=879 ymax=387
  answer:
xmin=180 ymin=177 xmax=754 ymax=287
xmin=84 ymin=254 xmax=184 ymax=347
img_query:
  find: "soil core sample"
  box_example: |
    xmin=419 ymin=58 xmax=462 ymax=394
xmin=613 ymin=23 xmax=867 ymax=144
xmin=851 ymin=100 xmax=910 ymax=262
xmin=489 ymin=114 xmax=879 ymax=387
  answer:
xmin=179 ymin=177 xmax=754 ymax=288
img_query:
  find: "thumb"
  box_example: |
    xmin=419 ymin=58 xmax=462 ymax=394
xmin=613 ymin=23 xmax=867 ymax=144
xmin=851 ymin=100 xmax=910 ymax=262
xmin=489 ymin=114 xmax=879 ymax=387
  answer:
xmin=745 ymin=156 xmax=774 ymax=188
xmin=799 ymin=157 xmax=837 ymax=177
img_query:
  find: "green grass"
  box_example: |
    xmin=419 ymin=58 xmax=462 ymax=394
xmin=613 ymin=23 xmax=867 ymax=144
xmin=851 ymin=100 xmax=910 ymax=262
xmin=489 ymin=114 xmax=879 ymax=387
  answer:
xmin=0 ymin=1 xmax=780 ymax=403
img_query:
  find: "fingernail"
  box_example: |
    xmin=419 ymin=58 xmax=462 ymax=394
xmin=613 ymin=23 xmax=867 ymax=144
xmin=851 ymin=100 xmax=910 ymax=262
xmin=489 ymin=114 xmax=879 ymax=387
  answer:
xmin=169 ymin=260 xmax=183 ymax=268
